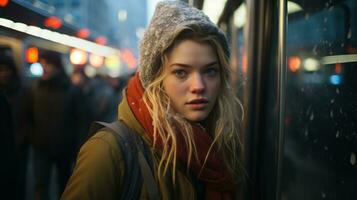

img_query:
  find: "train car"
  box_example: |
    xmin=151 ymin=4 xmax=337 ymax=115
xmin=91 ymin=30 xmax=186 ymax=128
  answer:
xmin=0 ymin=27 xmax=72 ymax=85
xmin=0 ymin=1 xmax=125 ymax=85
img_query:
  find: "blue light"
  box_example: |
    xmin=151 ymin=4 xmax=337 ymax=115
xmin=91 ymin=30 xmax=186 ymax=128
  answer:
xmin=329 ymin=74 xmax=342 ymax=85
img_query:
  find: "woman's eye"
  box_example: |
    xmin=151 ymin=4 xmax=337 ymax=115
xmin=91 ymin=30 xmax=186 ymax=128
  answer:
xmin=173 ymin=69 xmax=187 ymax=78
xmin=205 ymin=67 xmax=219 ymax=76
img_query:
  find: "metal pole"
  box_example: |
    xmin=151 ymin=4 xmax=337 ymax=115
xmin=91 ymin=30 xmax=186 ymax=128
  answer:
xmin=276 ymin=0 xmax=287 ymax=199
xmin=245 ymin=0 xmax=286 ymax=199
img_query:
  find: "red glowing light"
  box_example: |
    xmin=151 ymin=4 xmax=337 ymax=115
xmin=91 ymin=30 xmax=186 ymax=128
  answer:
xmin=77 ymin=28 xmax=90 ymax=39
xmin=95 ymin=36 xmax=107 ymax=45
xmin=335 ymin=63 xmax=342 ymax=74
xmin=26 ymin=47 xmax=38 ymax=63
xmin=44 ymin=16 xmax=62 ymax=29
xmin=121 ymin=49 xmax=137 ymax=69
xmin=288 ymin=56 xmax=301 ymax=72
xmin=0 ymin=0 xmax=9 ymax=7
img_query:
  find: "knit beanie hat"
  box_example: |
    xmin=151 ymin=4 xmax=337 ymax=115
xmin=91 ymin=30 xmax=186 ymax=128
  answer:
xmin=139 ymin=0 xmax=230 ymax=88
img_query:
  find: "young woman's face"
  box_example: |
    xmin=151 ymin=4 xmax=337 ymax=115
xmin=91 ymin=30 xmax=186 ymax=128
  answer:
xmin=163 ymin=39 xmax=221 ymax=122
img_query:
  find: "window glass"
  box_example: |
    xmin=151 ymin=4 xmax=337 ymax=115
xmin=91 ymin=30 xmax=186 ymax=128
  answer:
xmin=283 ymin=0 xmax=357 ymax=199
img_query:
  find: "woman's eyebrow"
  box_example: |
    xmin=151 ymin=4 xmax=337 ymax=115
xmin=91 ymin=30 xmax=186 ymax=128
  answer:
xmin=169 ymin=61 xmax=219 ymax=68
xmin=204 ymin=61 xmax=219 ymax=67
xmin=169 ymin=63 xmax=191 ymax=68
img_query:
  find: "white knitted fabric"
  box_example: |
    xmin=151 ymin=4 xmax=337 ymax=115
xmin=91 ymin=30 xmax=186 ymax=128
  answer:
xmin=138 ymin=0 xmax=229 ymax=87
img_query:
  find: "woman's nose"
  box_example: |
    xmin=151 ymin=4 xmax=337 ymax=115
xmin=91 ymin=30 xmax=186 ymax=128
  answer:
xmin=190 ymin=73 xmax=205 ymax=94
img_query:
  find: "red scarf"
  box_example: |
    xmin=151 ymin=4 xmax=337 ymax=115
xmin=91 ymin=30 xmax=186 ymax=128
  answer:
xmin=126 ymin=73 xmax=235 ymax=200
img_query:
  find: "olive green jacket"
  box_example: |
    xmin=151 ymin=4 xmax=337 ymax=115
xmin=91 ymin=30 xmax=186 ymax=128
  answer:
xmin=61 ymin=97 xmax=200 ymax=200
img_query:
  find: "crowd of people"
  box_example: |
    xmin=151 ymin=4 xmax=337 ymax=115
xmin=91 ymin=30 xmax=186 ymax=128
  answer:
xmin=0 ymin=48 xmax=128 ymax=200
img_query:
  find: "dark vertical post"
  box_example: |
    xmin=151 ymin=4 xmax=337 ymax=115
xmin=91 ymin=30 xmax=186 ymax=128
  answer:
xmin=276 ymin=0 xmax=287 ymax=199
xmin=244 ymin=0 xmax=286 ymax=199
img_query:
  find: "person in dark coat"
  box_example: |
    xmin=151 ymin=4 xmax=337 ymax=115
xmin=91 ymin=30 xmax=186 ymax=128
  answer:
xmin=0 ymin=91 xmax=17 ymax=199
xmin=0 ymin=51 xmax=30 ymax=200
xmin=26 ymin=50 xmax=81 ymax=200
xmin=70 ymin=68 xmax=117 ymax=146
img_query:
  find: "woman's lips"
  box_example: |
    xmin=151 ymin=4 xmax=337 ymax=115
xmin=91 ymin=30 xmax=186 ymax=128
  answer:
xmin=186 ymin=99 xmax=209 ymax=109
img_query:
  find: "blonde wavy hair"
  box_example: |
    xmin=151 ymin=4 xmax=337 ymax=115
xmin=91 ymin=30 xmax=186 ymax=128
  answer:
xmin=143 ymin=25 xmax=244 ymax=184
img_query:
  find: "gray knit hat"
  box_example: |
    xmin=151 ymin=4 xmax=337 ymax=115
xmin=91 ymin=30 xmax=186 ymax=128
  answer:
xmin=139 ymin=0 xmax=230 ymax=88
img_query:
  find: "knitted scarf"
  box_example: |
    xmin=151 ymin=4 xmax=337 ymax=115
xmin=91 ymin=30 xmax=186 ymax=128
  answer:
xmin=126 ymin=73 xmax=235 ymax=200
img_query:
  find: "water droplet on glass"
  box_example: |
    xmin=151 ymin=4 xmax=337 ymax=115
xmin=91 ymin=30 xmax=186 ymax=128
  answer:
xmin=312 ymin=45 xmax=318 ymax=55
xmin=305 ymin=13 xmax=309 ymax=20
xmin=310 ymin=112 xmax=314 ymax=121
xmin=330 ymin=98 xmax=335 ymax=104
xmin=341 ymin=43 xmax=345 ymax=47
xmin=336 ymin=88 xmax=340 ymax=94
xmin=350 ymin=152 xmax=356 ymax=165
xmin=324 ymin=17 xmax=328 ymax=23
xmin=336 ymin=131 xmax=340 ymax=138
xmin=321 ymin=191 xmax=326 ymax=198
xmin=324 ymin=146 xmax=328 ymax=151
xmin=340 ymin=108 xmax=343 ymax=114
xmin=347 ymin=28 xmax=352 ymax=39
xmin=330 ymin=110 xmax=334 ymax=118
xmin=305 ymin=130 xmax=309 ymax=136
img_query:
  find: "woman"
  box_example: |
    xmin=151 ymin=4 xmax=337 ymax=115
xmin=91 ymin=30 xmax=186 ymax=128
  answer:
xmin=62 ymin=1 xmax=244 ymax=199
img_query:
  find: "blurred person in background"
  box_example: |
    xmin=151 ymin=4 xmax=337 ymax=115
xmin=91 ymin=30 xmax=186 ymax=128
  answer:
xmin=0 ymin=51 xmax=30 ymax=200
xmin=89 ymin=74 xmax=117 ymax=122
xmin=0 ymin=52 xmax=20 ymax=95
xmin=107 ymin=73 xmax=132 ymax=104
xmin=0 ymin=91 xmax=17 ymax=199
xmin=71 ymin=68 xmax=117 ymax=146
xmin=70 ymin=68 xmax=94 ymax=146
xmin=62 ymin=1 xmax=245 ymax=199
xmin=26 ymin=50 xmax=82 ymax=200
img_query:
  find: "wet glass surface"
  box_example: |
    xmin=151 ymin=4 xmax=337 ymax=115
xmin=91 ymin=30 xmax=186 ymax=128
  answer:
xmin=282 ymin=0 xmax=357 ymax=199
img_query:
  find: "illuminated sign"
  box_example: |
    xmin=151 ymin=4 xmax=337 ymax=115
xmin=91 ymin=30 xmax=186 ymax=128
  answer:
xmin=26 ymin=47 xmax=39 ymax=63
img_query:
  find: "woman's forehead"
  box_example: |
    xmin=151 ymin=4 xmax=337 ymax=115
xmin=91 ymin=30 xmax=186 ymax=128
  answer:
xmin=167 ymin=40 xmax=217 ymax=64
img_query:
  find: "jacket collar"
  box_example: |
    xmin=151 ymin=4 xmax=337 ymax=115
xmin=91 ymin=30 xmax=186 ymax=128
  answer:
xmin=118 ymin=93 xmax=151 ymax=144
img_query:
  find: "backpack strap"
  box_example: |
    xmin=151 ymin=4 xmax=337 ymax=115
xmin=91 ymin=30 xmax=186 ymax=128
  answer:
xmin=136 ymin=140 xmax=161 ymax=200
xmin=89 ymin=120 xmax=160 ymax=200
xmin=90 ymin=121 xmax=141 ymax=199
